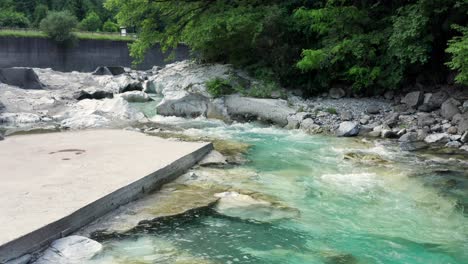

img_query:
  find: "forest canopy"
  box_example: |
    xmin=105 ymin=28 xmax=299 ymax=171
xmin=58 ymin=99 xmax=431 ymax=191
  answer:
xmin=105 ymin=0 xmax=467 ymax=94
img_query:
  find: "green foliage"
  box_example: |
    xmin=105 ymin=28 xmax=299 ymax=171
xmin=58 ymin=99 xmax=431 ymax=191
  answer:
xmin=32 ymin=4 xmax=48 ymax=27
xmin=206 ymin=78 xmax=234 ymax=98
xmin=102 ymin=19 xmax=118 ymax=32
xmin=446 ymin=25 xmax=468 ymax=85
xmin=78 ymin=12 xmax=102 ymax=31
xmin=40 ymin=11 xmax=78 ymax=44
xmin=0 ymin=11 xmax=30 ymax=28
xmin=325 ymin=107 xmax=337 ymax=115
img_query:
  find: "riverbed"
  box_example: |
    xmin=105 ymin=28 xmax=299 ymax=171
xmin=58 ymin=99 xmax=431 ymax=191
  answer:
xmin=82 ymin=109 xmax=468 ymax=264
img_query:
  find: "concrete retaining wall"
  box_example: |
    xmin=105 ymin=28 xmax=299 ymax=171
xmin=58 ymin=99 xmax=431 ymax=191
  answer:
xmin=0 ymin=37 xmax=190 ymax=72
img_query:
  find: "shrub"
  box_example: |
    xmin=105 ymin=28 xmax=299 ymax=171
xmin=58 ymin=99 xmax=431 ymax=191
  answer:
xmin=0 ymin=11 xmax=30 ymax=28
xmin=206 ymin=78 xmax=234 ymax=98
xmin=32 ymin=4 xmax=48 ymax=27
xmin=325 ymin=107 xmax=338 ymax=115
xmin=78 ymin=12 xmax=102 ymax=32
xmin=40 ymin=11 xmax=78 ymax=44
xmin=446 ymin=25 xmax=468 ymax=85
xmin=102 ymin=19 xmax=119 ymax=32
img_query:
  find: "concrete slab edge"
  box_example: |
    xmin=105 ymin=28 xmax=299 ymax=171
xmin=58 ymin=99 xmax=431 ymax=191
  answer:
xmin=0 ymin=142 xmax=213 ymax=263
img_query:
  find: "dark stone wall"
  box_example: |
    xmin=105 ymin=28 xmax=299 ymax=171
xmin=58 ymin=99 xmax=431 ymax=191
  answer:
xmin=0 ymin=37 xmax=190 ymax=72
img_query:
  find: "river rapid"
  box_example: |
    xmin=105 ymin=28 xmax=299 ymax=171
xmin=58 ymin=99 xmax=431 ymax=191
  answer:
xmin=76 ymin=100 xmax=467 ymax=264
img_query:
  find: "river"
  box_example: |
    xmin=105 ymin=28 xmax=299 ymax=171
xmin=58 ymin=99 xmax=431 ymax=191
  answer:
xmin=82 ymin=103 xmax=467 ymax=264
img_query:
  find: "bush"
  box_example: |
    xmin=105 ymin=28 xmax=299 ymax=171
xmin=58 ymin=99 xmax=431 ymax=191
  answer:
xmin=0 ymin=11 xmax=30 ymax=28
xmin=446 ymin=25 xmax=468 ymax=85
xmin=206 ymin=78 xmax=234 ymax=97
xmin=40 ymin=11 xmax=78 ymax=44
xmin=78 ymin=12 xmax=102 ymax=32
xmin=32 ymin=4 xmax=49 ymax=27
xmin=102 ymin=19 xmax=119 ymax=32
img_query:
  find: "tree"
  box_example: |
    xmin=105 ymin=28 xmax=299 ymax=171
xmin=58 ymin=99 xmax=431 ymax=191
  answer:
xmin=40 ymin=11 xmax=78 ymax=44
xmin=32 ymin=4 xmax=48 ymax=27
xmin=0 ymin=11 xmax=30 ymax=28
xmin=102 ymin=19 xmax=118 ymax=32
xmin=446 ymin=25 xmax=468 ymax=85
xmin=78 ymin=11 xmax=102 ymax=31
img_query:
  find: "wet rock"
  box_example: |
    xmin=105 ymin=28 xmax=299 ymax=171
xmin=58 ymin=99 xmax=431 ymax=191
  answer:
xmin=336 ymin=121 xmax=360 ymax=137
xmin=446 ymin=141 xmax=462 ymax=148
xmin=199 ymin=150 xmax=227 ymax=166
xmin=118 ymin=91 xmax=152 ymax=102
xmin=440 ymin=98 xmax=460 ymax=120
xmin=300 ymin=118 xmax=322 ymax=134
xmin=0 ymin=68 xmax=44 ymax=89
xmin=286 ymin=112 xmax=312 ymax=129
xmin=329 ymin=87 xmax=346 ymax=99
xmin=366 ymin=104 xmax=380 ymax=114
xmin=418 ymin=91 xmax=449 ymax=112
xmin=383 ymin=112 xmax=399 ymax=127
xmin=343 ymin=151 xmax=390 ymax=165
xmin=60 ymin=114 xmax=110 ymax=129
xmin=33 ymin=236 xmax=102 ymax=264
xmin=399 ymin=132 xmax=418 ymax=142
xmin=424 ymin=133 xmax=449 ymax=144
xmin=225 ymin=95 xmax=294 ymax=127
xmin=400 ymin=141 xmax=428 ymax=151
xmin=0 ymin=100 xmax=5 ymax=112
xmin=401 ymin=91 xmax=424 ymax=108
xmin=368 ymin=130 xmax=381 ymax=137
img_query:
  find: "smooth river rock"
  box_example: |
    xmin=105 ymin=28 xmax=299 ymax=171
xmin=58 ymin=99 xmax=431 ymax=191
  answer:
xmin=199 ymin=150 xmax=227 ymax=166
xmin=336 ymin=121 xmax=360 ymax=137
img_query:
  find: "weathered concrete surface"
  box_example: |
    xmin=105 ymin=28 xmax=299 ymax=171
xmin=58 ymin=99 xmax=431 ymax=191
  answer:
xmin=0 ymin=130 xmax=212 ymax=262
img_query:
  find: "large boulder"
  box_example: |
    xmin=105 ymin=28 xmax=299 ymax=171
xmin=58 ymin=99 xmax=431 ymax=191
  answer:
xmin=156 ymin=91 xmax=211 ymax=118
xmin=401 ymin=91 xmax=424 ymax=108
xmin=300 ymin=118 xmax=322 ymax=134
xmin=199 ymin=150 xmax=227 ymax=166
xmin=0 ymin=68 xmax=44 ymax=89
xmin=33 ymin=236 xmax=102 ymax=264
xmin=440 ymin=98 xmax=461 ymax=120
xmin=225 ymin=95 xmax=294 ymax=127
xmin=424 ymin=133 xmax=449 ymax=144
xmin=286 ymin=112 xmax=312 ymax=129
xmin=418 ymin=91 xmax=449 ymax=112
xmin=336 ymin=121 xmax=360 ymax=137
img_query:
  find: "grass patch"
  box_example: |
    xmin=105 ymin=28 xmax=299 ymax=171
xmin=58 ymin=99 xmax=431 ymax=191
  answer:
xmin=0 ymin=29 xmax=133 ymax=42
xmin=325 ymin=107 xmax=338 ymax=115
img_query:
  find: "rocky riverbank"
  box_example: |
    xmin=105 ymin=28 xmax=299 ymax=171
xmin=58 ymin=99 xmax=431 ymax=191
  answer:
xmin=1 ymin=61 xmax=468 ymax=153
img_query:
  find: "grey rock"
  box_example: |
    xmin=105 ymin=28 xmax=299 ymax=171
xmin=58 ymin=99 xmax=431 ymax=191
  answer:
xmin=368 ymin=130 xmax=381 ymax=137
xmin=384 ymin=90 xmax=394 ymax=100
xmin=286 ymin=112 xmax=312 ymax=129
xmin=340 ymin=111 xmax=353 ymax=121
xmin=417 ymin=113 xmax=436 ymax=127
xmin=447 ymin=126 xmax=458 ymax=135
xmin=440 ymin=98 xmax=460 ymax=120
xmin=461 ymin=131 xmax=468 ymax=143
xmin=74 ymin=90 xmax=114 ymax=100
xmin=381 ymin=129 xmax=399 ymax=139
xmin=33 ymin=236 xmax=102 ymax=264
xmin=394 ymin=104 xmax=408 ymax=113
xmin=399 ymin=132 xmax=418 ymax=142
xmin=397 ymin=128 xmax=407 ymax=137
xmin=118 ymin=91 xmax=152 ymax=102
xmin=336 ymin=121 xmax=360 ymax=137
xmin=421 ymin=91 xmax=449 ymax=111
xmin=157 ymin=92 xmax=210 ymax=118
xmin=460 ymin=144 xmax=468 ymax=152
xmin=401 ymin=91 xmax=424 ymax=108
xmin=424 ymin=133 xmax=449 ymax=144
xmin=0 ymin=67 xmax=45 ymax=89
xmin=384 ymin=113 xmax=399 ymax=127
xmin=225 ymin=95 xmax=295 ymax=127
xmin=366 ymin=104 xmax=380 ymax=114
xmin=300 ymin=118 xmax=322 ymax=134
xmin=199 ymin=150 xmax=227 ymax=166
xmin=463 ymin=100 xmax=468 ymax=112
xmin=92 ymin=66 xmax=125 ymax=76
xmin=0 ymin=135 xmax=3 ymax=141
xmin=445 ymin=141 xmax=462 ymax=148
xmin=329 ymin=87 xmax=346 ymax=99
xmin=417 ymin=129 xmax=429 ymax=141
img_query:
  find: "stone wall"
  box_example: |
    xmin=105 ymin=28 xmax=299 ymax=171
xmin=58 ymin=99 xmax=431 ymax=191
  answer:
xmin=0 ymin=37 xmax=190 ymax=72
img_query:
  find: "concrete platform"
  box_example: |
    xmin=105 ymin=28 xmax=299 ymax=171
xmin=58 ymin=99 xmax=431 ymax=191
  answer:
xmin=0 ymin=130 xmax=212 ymax=262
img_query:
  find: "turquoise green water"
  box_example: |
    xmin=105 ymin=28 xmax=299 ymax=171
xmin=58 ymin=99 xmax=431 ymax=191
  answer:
xmin=90 ymin=117 xmax=468 ymax=264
